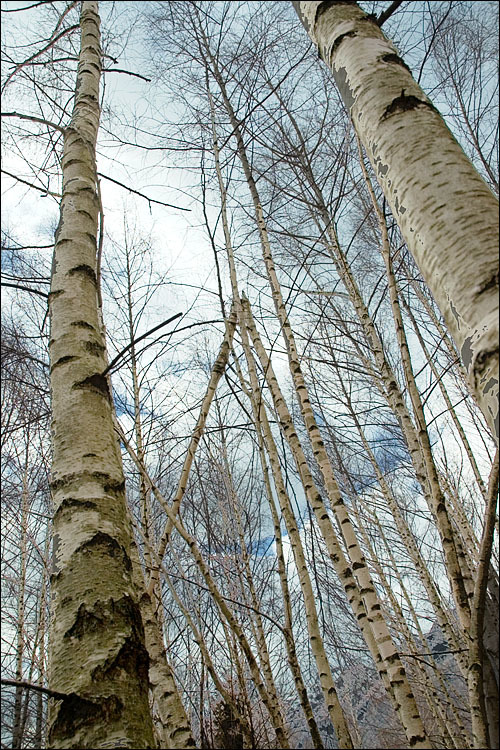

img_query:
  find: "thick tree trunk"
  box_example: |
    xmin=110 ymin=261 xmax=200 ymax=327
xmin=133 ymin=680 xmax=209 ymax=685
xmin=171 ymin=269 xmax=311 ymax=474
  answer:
xmin=292 ymin=0 xmax=499 ymax=441
xmin=47 ymin=3 xmax=154 ymax=747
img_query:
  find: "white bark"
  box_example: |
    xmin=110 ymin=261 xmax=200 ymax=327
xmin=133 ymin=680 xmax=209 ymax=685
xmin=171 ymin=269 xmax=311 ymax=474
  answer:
xmin=292 ymin=0 xmax=499 ymax=441
xmin=47 ymin=3 xmax=154 ymax=747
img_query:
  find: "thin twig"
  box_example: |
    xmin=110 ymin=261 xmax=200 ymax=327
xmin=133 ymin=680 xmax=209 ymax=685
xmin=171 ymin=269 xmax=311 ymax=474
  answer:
xmin=1 ymin=169 xmax=61 ymax=198
xmin=105 ymin=68 xmax=151 ymax=82
xmin=97 ymin=173 xmax=190 ymax=211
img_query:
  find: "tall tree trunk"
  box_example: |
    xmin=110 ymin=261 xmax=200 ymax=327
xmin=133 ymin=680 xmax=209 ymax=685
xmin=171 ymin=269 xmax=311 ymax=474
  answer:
xmin=12 ymin=454 xmax=29 ymax=750
xmin=292 ymin=0 xmax=499 ymax=440
xmin=47 ymin=3 xmax=154 ymax=747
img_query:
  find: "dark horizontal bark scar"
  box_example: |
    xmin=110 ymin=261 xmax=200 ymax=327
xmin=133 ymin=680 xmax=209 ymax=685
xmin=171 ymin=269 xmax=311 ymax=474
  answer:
xmin=330 ymin=30 xmax=357 ymax=56
xmin=72 ymin=372 xmax=110 ymax=400
xmin=382 ymin=90 xmax=437 ymax=120
xmin=380 ymin=53 xmax=412 ymax=73
xmin=71 ymin=320 xmax=95 ymax=330
xmin=55 ymin=497 xmax=98 ymax=515
xmin=291 ymin=0 xmax=356 ymax=33
xmin=68 ymin=264 xmax=97 ymax=285
xmin=51 ymin=354 xmax=78 ymax=372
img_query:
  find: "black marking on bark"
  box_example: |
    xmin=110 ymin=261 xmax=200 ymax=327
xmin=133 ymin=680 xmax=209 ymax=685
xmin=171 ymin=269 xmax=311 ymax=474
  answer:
xmin=62 ymin=158 xmax=85 ymax=169
xmin=48 ymin=289 xmax=64 ymax=302
xmin=382 ymin=90 xmax=437 ymax=120
xmin=71 ymin=320 xmax=95 ymax=330
xmin=331 ymin=30 xmax=357 ymax=56
xmin=292 ymin=0 xmax=356 ymax=32
xmin=50 ymin=477 xmax=67 ymax=492
xmin=385 ymin=651 xmax=400 ymax=664
xmin=68 ymin=264 xmax=97 ymax=285
xmin=360 ymin=12 xmax=378 ymax=24
xmin=394 ymin=195 xmax=407 ymax=214
xmin=69 ymin=533 xmax=132 ymax=577
xmin=83 ymin=340 xmax=105 ymax=357
xmin=476 ymin=270 xmax=499 ymax=296
xmin=380 ymin=53 xmax=412 ymax=73
xmin=56 ymin=497 xmax=98 ymax=514
xmin=318 ymin=0 xmax=357 ymax=19
xmin=72 ymin=372 xmax=110 ymax=400
xmin=475 ymin=346 xmax=499 ymax=376
xmin=90 ymin=602 xmax=149 ymax=683
xmin=102 ymin=478 xmax=126 ymax=495
xmin=51 ymin=355 xmax=78 ymax=371
xmin=352 ymin=561 xmax=364 ymax=570
xmin=410 ymin=736 xmax=427 ymax=747
xmin=49 ymin=693 xmax=124 ymax=745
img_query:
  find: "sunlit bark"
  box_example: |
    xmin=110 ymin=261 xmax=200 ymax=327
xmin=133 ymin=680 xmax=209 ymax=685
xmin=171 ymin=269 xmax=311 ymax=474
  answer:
xmin=47 ymin=3 xmax=154 ymax=746
xmin=292 ymin=0 xmax=499 ymax=440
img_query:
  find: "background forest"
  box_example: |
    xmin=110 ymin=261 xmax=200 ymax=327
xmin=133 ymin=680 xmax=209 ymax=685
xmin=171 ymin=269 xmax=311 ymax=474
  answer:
xmin=1 ymin=1 xmax=498 ymax=749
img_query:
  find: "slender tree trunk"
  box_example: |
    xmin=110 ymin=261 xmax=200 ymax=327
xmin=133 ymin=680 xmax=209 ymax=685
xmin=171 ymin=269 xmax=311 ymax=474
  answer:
xmin=47 ymin=3 xmax=154 ymax=746
xmin=160 ymin=549 xmax=253 ymax=749
xmin=34 ymin=529 xmax=50 ymax=750
xmin=468 ymin=454 xmax=500 ymax=749
xmin=358 ymin=143 xmax=475 ymax=629
xmin=117 ymin=366 xmax=292 ymax=749
xmin=241 ymin=296 xmax=431 ymax=747
xmin=12 ymin=455 xmax=29 ymax=750
xmin=205 ymin=82 xmax=326 ymax=748
xmin=211 ymin=74 xmax=429 ymax=738
xmin=292 ymin=0 xmax=499 ymax=440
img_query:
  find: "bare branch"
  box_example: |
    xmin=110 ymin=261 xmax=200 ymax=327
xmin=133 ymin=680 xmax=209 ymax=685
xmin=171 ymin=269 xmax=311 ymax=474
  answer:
xmin=1 ymin=111 xmax=66 ymax=134
xmin=97 ymin=172 xmax=191 ymax=211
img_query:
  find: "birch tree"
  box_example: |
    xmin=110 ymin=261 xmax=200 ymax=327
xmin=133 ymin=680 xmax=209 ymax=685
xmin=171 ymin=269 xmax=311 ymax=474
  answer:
xmin=46 ymin=3 xmax=154 ymax=746
xmin=292 ymin=0 xmax=499 ymax=440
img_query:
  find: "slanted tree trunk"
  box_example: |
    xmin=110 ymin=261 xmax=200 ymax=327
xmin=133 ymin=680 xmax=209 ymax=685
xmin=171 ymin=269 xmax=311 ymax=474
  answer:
xmin=47 ymin=3 xmax=154 ymax=747
xmin=292 ymin=0 xmax=499 ymax=440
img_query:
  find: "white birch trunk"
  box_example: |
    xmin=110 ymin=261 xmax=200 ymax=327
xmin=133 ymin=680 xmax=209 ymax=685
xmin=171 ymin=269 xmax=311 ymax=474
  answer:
xmin=292 ymin=0 xmax=499 ymax=441
xmin=47 ymin=3 xmax=154 ymax=747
